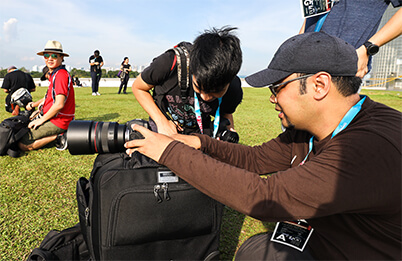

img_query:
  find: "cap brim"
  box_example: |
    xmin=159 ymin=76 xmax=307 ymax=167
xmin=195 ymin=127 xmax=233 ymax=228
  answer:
xmin=245 ymin=68 xmax=292 ymax=87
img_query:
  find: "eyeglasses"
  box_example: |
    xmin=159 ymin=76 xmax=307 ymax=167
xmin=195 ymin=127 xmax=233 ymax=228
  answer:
xmin=268 ymin=74 xmax=314 ymax=97
xmin=44 ymin=53 xmax=59 ymax=59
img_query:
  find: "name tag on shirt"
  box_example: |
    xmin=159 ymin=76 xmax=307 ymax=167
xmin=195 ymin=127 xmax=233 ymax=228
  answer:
xmin=301 ymin=0 xmax=332 ymax=18
xmin=271 ymin=220 xmax=314 ymax=252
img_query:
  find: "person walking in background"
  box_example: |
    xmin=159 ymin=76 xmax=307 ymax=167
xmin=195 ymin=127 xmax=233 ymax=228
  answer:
xmin=89 ymin=50 xmax=103 ymax=96
xmin=1 ymin=66 xmax=36 ymax=115
xmin=118 ymin=57 xmax=132 ymax=94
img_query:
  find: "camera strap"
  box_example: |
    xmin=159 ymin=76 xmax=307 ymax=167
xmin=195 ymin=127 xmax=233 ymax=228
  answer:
xmin=194 ymin=92 xmax=222 ymax=138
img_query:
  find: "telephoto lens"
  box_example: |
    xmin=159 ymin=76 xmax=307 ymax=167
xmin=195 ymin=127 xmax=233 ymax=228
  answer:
xmin=66 ymin=119 xmax=147 ymax=155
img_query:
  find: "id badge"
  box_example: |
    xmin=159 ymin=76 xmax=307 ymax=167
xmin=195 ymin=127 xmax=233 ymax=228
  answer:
xmin=271 ymin=220 xmax=314 ymax=252
xmin=301 ymin=0 xmax=331 ymax=18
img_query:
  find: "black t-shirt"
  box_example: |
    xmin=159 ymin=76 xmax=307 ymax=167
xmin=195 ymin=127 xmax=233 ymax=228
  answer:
xmin=89 ymin=55 xmax=104 ymax=73
xmin=1 ymin=70 xmax=35 ymax=93
xmin=141 ymin=50 xmax=243 ymax=135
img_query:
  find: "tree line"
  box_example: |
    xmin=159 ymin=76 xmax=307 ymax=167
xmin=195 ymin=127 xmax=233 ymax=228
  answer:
xmin=0 ymin=67 xmax=139 ymax=79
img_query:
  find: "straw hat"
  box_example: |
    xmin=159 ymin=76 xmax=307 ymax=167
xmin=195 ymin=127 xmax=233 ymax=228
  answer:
xmin=37 ymin=40 xmax=69 ymax=57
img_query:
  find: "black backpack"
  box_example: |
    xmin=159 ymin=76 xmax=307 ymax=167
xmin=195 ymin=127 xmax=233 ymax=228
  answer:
xmin=0 ymin=114 xmax=30 ymax=157
xmin=26 ymin=223 xmax=89 ymax=261
xmin=77 ymin=152 xmax=223 ymax=260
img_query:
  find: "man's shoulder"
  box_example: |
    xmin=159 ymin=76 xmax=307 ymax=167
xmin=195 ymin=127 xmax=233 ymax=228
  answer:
xmin=142 ymin=51 xmax=176 ymax=85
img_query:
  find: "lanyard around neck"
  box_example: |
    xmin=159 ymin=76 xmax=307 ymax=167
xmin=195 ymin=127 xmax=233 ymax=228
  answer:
xmin=300 ymin=96 xmax=367 ymax=165
xmin=194 ymin=91 xmax=222 ymax=138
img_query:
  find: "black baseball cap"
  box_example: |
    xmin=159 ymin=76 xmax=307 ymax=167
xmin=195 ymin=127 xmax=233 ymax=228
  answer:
xmin=245 ymin=32 xmax=358 ymax=87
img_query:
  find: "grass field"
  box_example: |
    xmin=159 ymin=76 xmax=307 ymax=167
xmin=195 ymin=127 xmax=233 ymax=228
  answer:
xmin=0 ymin=85 xmax=401 ymax=260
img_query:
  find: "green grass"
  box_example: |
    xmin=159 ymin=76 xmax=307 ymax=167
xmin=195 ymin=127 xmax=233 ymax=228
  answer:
xmin=0 ymin=86 xmax=401 ymax=260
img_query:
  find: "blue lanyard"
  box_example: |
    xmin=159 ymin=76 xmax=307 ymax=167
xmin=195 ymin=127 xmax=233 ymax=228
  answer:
xmin=194 ymin=91 xmax=222 ymax=138
xmin=300 ymin=96 xmax=367 ymax=165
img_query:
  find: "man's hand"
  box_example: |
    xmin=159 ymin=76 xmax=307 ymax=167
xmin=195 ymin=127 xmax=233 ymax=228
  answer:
xmin=28 ymin=118 xmax=45 ymax=130
xmin=356 ymin=46 xmax=369 ymax=78
xmin=124 ymin=125 xmax=174 ymax=162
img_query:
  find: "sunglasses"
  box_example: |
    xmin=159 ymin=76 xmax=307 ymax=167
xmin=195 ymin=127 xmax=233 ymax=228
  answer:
xmin=268 ymin=74 xmax=314 ymax=97
xmin=44 ymin=53 xmax=59 ymax=59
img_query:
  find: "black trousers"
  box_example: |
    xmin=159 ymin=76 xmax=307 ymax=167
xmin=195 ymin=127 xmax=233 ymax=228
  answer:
xmin=91 ymin=71 xmax=102 ymax=93
xmin=235 ymin=233 xmax=316 ymax=261
xmin=118 ymin=75 xmax=129 ymax=93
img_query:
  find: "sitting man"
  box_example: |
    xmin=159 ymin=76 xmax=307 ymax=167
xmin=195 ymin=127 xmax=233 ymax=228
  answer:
xmin=1 ymin=65 xmax=36 ymax=115
xmin=132 ymin=26 xmax=243 ymax=139
xmin=19 ymin=40 xmax=75 ymax=151
xmin=125 ymin=32 xmax=401 ymax=260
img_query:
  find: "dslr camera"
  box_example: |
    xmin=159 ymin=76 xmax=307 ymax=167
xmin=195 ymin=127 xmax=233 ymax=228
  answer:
xmin=66 ymin=118 xmax=239 ymax=155
xmin=67 ymin=119 xmax=147 ymax=155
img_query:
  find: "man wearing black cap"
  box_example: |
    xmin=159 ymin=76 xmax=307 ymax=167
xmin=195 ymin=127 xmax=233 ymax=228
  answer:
xmin=1 ymin=66 xmax=36 ymax=115
xmin=124 ymin=32 xmax=401 ymax=260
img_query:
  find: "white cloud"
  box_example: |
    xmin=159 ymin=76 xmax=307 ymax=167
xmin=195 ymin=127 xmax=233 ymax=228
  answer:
xmin=3 ymin=18 xmax=18 ymax=42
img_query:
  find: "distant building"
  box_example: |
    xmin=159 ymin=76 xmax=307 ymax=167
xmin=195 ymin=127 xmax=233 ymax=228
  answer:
xmin=369 ymin=6 xmax=402 ymax=90
xmin=32 ymin=65 xmax=39 ymax=72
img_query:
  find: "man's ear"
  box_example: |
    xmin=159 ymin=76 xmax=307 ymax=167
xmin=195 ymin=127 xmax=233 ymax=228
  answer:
xmin=312 ymin=72 xmax=331 ymax=100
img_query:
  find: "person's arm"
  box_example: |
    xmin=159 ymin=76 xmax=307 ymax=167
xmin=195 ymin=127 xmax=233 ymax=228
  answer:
xmin=125 ymin=125 xmax=399 ymax=222
xmin=355 ymin=8 xmax=402 ymax=77
xmin=299 ymin=19 xmax=306 ymax=34
xmin=89 ymin=56 xmax=95 ymax=66
xmin=223 ymin=113 xmax=235 ymax=130
xmin=26 ymin=98 xmax=44 ymax=111
xmin=28 ymin=95 xmax=66 ymax=129
xmin=132 ymin=74 xmax=178 ymax=135
xmin=1 ymin=75 xmax=10 ymax=92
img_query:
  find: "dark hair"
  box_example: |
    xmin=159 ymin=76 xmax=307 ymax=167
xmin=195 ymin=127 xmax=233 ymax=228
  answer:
xmin=121 ymin=57 xmax=129 ymax=65
xmin=94 ymin=50 xmax=100 ymax=56
xmin=297 ymin=73 xmax=362 ymax=96
xmin=190 ymin=26 xmax=242 ymax=94
xmin=331 ymin=76 xmax=362 ymax=96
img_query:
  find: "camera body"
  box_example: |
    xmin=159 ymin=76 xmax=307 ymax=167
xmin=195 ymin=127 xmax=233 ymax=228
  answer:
xmin=216 ymin=118 xmax=239 ymax=143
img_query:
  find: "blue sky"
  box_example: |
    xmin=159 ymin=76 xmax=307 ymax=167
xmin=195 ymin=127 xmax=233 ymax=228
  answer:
xmin=0 ymin=0 xmax=304 ymax=76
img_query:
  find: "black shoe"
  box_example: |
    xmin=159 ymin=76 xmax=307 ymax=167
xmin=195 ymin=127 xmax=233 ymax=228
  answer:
xmin=55 ymin=132 xmax=68 ymax=151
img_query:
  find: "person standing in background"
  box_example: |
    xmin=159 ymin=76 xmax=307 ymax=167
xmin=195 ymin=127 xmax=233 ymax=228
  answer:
xmin=118 ymin=57 xmax=132 ymax=94
xmin=89 ymin=50 xmax=104 ymax=96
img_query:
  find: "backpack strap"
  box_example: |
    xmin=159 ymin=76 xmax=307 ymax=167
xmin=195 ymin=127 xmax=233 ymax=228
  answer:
xmin=172 ymin=43 xmax=190 ymax=102
xmin=27 ymin=248 xmax=59 ymax=261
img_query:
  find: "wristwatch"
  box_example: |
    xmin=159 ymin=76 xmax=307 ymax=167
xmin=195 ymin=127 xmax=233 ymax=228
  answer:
xmin=363 ymin=41 xmax=379 ymax=56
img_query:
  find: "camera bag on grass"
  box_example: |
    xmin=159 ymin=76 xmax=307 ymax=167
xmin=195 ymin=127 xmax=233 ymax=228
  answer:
xmin=26 ymin=223 xmax=89 ymax=261
xmin=0 ymin=114 xmax=30 ymax=157
xmin=77 ymin=151 xmax=224 ymax=260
